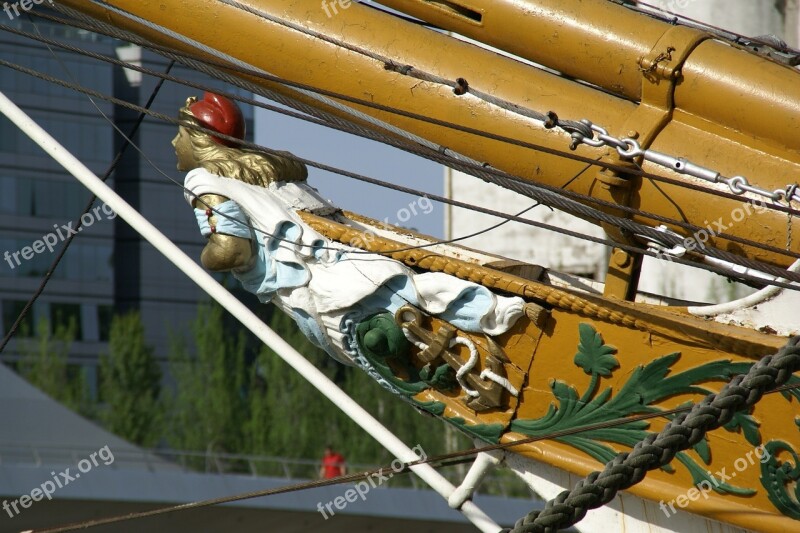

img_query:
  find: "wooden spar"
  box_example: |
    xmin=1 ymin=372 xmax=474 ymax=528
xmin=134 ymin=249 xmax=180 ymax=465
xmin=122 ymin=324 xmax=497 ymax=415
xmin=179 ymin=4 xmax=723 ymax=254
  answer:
xmin=381 ymin=0 xmax=800 ymax=140
xmin=0 ymin=90 xmax=504 ymax=533
xmin=56 ymin=0 xmax=800 ymax=271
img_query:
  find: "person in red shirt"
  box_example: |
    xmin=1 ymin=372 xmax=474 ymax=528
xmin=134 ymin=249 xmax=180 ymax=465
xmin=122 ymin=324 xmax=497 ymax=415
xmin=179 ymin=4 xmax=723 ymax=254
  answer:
xmin=320 ymin=445 xmax=346 ymax=479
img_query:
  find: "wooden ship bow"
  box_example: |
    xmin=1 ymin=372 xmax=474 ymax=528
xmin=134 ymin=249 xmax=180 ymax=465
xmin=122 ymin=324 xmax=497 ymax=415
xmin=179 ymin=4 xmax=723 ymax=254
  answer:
xmin=53 ymin=0 xmax=800 ymax=531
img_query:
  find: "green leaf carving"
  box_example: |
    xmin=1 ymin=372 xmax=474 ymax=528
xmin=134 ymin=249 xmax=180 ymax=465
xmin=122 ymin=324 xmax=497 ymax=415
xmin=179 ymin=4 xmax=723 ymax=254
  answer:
xmin=449 ymin=417 xmax=505 ymax=443
xmin=677 ymin=452 xmax=755 ymax=496
xmin=761 ymin=440 xmax=800 ymax=518
xmin=724 ymin=410 xmax=762 ymax=447
xmin=574 ymin=323 xmax=619 ymax=377
xmin=511 ymin=323 xmax=758 ymax=496
xmin=354 ymin=315 xmax=504 ymax=442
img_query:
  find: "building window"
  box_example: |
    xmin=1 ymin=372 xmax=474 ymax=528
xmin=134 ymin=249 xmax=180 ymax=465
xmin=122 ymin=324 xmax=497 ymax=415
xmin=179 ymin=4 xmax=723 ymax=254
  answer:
xmin=98 ymin=305 xmax=112 ymax=342
xmin=0 ymin=116 xmax=19 ymax=154
xmin=50 ymin=302 xmax=82 ymax=341
xmin=0 ymin=237 xmax=113 ymax=283
xmin=0 ymin=175 xmax=85 ymax=218
xmin=2 ymin=300 xmax=34 ymax=337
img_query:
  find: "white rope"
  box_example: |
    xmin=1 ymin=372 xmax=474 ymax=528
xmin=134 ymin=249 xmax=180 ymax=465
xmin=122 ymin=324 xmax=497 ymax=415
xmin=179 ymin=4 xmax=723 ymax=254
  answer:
xmin=401 ymin=327 xmax=430 ymax=351
xmin=480 ymin=369 xmax=519 ymax=397
xmin=402 ymin=327 xmax=518 ymax=397
xmin=450 ymin=336 xmax=481 ymax=398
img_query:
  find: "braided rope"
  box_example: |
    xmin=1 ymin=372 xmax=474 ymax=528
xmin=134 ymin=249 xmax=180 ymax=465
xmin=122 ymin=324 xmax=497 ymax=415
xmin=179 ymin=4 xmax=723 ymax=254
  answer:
xmin=505 ymin=335 xmax=800 ymax=533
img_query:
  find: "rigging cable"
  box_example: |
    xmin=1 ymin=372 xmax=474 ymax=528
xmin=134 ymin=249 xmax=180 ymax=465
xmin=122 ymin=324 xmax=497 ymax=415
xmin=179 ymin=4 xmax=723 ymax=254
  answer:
xmin=39 ymin=4 xmax=800 ymax=218
xmin=629 ymin=0 xmax=800 ymax=62
xmin=4 ymin=19 xmax=799 ymax=265
xmin=213 ymin=0 xmax=800 ymax=209
xmin=2 ymin=55 xmax=799 ymax=292
xmin=0 ymin=22 xmax=602 ymax=294
xmin=1 ymin=50 xmax=797 ymax=291
xmin=36 ymin=4 xmax=800 ymax=267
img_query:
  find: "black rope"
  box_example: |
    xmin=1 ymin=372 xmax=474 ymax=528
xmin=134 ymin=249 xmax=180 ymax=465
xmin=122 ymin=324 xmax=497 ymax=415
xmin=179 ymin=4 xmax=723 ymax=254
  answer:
xmin=505 ymin=335 xmax=800 ymax=533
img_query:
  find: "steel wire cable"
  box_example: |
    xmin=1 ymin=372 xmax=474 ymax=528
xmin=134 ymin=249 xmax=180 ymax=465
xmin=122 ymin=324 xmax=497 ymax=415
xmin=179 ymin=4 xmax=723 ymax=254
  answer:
xmin=0 ymin=55 xmax=800 ymax=288
xmin=12 ymin=8 xmax=800 ymax=260
xmin=37 ymin=4 xmax=800 ymax=218
xmin=4 ymin=20 xmax=799 ymax=264
xmin=3 ymin=55 xmax=800 ymax=292
xmin=630 ymin=0 xmax=800 ymax=60
xmin=25 ymin=377 xmax=800 ymax=533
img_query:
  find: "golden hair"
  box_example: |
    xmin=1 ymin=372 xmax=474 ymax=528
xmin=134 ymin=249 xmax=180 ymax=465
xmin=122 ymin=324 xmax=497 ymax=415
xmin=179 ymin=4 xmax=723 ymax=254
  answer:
xmin=179 ymin=100 xmax=307 ymax=186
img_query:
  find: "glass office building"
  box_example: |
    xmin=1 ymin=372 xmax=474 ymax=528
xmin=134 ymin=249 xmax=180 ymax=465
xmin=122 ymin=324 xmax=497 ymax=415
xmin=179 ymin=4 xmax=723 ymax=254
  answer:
xmin=0 ymin=16 xmax=253 ymax=380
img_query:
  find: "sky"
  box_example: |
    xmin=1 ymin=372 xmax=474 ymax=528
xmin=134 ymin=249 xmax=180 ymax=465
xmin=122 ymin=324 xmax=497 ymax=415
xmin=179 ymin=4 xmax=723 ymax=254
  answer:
xmin=254 ymin=103 xmax=445 ymax=238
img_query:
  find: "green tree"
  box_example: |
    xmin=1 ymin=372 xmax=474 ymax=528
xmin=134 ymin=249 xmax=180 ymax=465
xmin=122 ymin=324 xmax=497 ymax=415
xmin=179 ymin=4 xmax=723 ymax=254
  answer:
xmin=19 ymin=317 xmax=90 ymax=414
xmin=99 ymin=312 xmax=162 ymax=447
xmin=166 ymin=302 xmax=247 ymax=468
xmin=243 ymin=305 xmax=462 ymax=478
xmin=243 ymin=306 xmax=334 ymax=475
xmin=167 ymin=301 xmax=466 ymax=479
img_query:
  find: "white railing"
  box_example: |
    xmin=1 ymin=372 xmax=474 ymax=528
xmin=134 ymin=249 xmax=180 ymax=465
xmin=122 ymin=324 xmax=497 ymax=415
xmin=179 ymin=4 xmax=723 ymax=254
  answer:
xmin=0 ymin=443 xmax=529 ymax=497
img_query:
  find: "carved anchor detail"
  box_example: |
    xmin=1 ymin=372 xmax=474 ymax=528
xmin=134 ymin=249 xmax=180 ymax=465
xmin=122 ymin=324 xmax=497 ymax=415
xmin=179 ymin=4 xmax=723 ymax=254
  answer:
xmin=394 ymin=305 xmax=510 ymax=412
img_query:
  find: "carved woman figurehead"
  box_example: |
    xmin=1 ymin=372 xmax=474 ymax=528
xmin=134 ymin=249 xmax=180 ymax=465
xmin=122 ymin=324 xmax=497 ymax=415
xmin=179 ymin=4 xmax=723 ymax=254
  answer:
xmin=172 ymin=91 xmax=307 ymax=185
xmin=177 ymin=93 xmax=526 ymax=373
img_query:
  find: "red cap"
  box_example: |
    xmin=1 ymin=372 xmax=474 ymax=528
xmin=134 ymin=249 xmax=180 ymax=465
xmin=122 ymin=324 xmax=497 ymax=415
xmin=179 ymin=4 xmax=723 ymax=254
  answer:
xmin=189 ymin=92 xmax=245 ymax=147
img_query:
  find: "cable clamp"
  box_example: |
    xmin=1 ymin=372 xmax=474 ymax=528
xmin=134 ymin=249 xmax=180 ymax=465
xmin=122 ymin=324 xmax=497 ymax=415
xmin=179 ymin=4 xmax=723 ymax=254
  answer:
xmin=635 ymin=225 xmax=686 ymax=259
